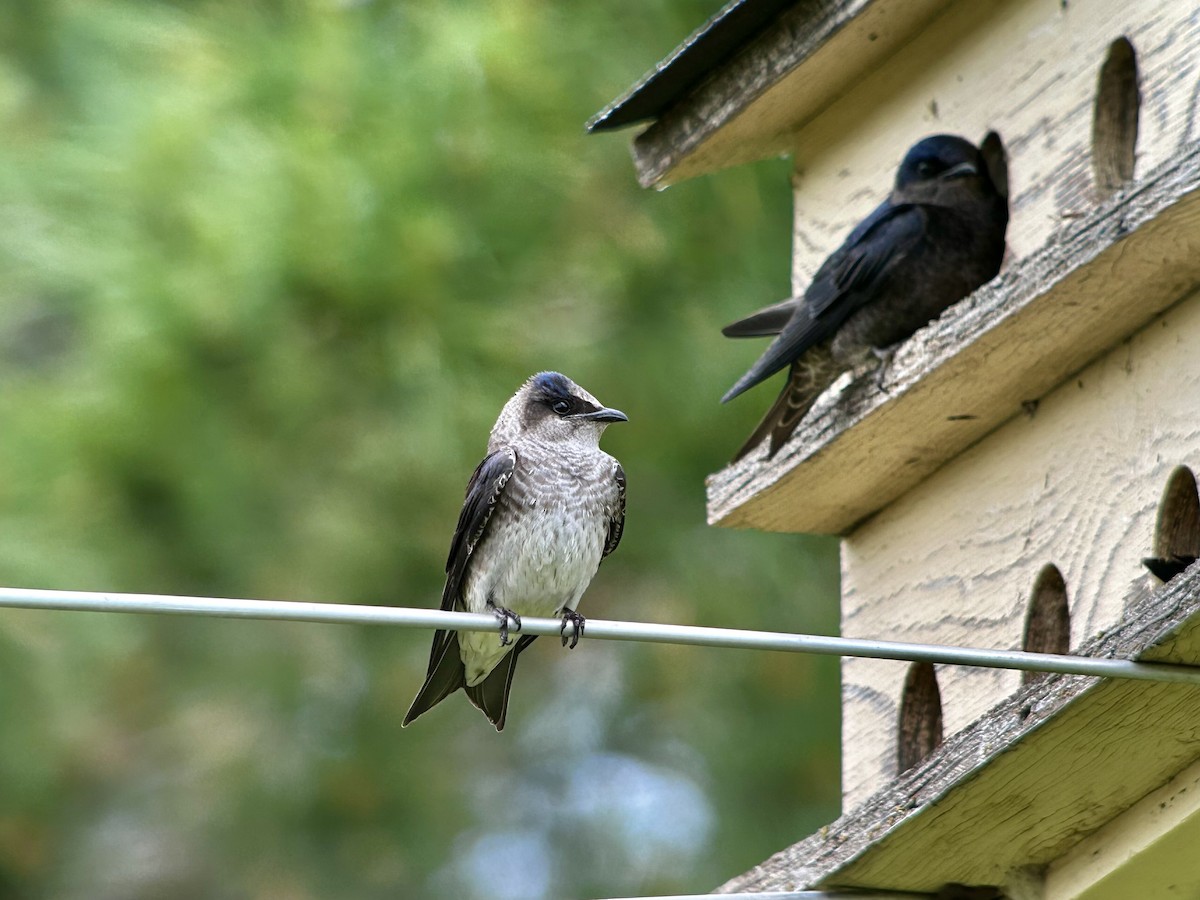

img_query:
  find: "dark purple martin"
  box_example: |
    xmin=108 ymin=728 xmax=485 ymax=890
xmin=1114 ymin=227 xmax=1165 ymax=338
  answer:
xmin=403 ymin=372 xmax=627 ymax=731
xmin=1142 ymin=555 xmax=1197 ymax=582
xmin=722 ymin=133 xmax=1010 ymax=461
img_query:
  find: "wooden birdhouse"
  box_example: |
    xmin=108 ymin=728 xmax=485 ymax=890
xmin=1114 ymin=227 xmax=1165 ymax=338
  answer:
xmin=593 ymin=0 xmax=1200 ymax=896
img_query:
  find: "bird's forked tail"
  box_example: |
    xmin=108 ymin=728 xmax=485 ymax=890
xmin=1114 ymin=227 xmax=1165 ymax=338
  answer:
xmin=731 ymin=346 xmax=841 ymax=462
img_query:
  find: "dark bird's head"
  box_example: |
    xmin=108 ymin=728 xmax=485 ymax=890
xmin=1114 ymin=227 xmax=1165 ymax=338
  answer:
xmin=494 ymin=372 xmax=627 ymax=446
xmin=892 ymin=134 xmax=996 ymax=206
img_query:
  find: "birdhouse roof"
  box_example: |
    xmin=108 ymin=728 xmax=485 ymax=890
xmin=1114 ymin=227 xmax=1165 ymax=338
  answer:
xmin=586 ymin=0 xmax=794 ymax=134
xmin=588 ymin=0 xmax=957 ymax=187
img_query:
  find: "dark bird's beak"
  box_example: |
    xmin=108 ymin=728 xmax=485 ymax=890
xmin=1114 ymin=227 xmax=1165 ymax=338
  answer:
xmin=941 ymin=161 xmax=979 ymax=180
xmin=578 ymin=407 xmax=628 ymax=423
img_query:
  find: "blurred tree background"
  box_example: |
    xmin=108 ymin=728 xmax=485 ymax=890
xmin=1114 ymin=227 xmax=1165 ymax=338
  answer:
xmin=0 ymin=1 xmax=841 ymax=897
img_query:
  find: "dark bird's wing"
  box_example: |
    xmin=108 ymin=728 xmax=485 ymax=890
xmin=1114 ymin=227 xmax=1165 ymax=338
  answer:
xmin=403 ymin=448 xmax=517 ymax=728
xmin=722 ymin=201 xmax=926 ymax=404
xmin=603 ymin=463 xmax=626 ymax=560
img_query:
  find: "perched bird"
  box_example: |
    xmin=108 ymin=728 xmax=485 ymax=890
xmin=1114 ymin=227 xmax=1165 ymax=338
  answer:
xmin=1142 ymin=554 xmax=1197 ymax=582
xmin=1141 ymin=468 xmax=1200 ymax=583
xmin=722 ymin=133 xmax=1010 ymax=460
xmin=403 ymin=372 xmax=627 ymax=731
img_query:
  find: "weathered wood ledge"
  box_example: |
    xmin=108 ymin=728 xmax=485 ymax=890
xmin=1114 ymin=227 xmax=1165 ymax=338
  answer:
xmin=706 ymin=145 xmax=1200 ymax=535
xmin=718 ymin=563 xmax=1200 ymax=895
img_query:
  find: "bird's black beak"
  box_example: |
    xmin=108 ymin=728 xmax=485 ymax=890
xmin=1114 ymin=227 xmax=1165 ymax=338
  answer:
xmin=578 ymin=407 xmax=628 ymax=423
xmin=941 ymin=161 xmax=979 ymax=180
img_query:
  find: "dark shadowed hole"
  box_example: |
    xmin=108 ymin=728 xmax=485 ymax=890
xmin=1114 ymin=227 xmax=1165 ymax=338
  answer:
xmin=1022 ymin=563 xmax=1070 ymax=687
xmin=1142 ymin=466 xmax=1200 ymax=582
xmin=979 ymin=130 xmax=1009 ymax=201
xmin=1092 ymin=36 xmax=1140 ymax=198
xmin=897 ymin=661 xmax=943 ymax=775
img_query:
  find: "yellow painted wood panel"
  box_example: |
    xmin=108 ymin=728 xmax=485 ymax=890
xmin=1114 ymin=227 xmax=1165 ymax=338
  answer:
xmin=1046 ymin=755 xmax=1200 ymax=900
xmin=839 ymin=286 xmax=1200 ymax=808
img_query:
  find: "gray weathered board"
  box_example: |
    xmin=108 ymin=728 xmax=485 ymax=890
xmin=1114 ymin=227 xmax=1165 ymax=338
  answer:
xmin=719 ymin=564 xmax=1200 ymax=895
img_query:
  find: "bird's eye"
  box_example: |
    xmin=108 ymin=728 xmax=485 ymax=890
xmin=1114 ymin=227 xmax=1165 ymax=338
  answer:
xmin=915 ymin=160 xmax=936 ymax=178
xmin=552 ymin=400 xmax=572 ymax=416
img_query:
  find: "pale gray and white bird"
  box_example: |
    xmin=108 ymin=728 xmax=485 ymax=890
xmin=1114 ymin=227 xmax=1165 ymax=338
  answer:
xmin=403 ymin=372 xmax=627 ymax=731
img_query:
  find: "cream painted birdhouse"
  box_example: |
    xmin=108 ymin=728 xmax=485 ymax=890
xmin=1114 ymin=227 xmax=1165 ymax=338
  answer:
xmin=595 ymin=1 xmax=1200 ymax=896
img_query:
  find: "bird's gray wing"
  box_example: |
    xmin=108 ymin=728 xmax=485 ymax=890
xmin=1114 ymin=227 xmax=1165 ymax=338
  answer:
xmin=722 ymin=204 xmax=926 ymax=404
xmin=603 ymin=463 xmax=626 ymax=560
xmin=421 ymin=447 xmax=517 ymax=681
xmin=441 ymin=447 xmax=518 ymax=612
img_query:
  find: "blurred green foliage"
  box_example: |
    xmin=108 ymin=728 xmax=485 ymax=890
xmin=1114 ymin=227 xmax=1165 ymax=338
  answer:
xmin=0 ymin=1 xmax=841 ymax=897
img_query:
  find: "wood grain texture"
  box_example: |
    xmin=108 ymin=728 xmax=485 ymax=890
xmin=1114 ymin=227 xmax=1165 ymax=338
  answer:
xmin=838 ymin=283 xmax=1200 ymax=807
xmin=626 ymin=0 xmax=952 ymax=187
xmin=718 ymin=566 xmax=1200 ymax=895
xmin=706 ymin=144 xmax=1200 ymax=535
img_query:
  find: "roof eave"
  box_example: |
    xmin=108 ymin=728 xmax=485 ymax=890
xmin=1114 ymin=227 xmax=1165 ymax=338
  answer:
xmin=595 ymin=0 xmax=957 ymax=187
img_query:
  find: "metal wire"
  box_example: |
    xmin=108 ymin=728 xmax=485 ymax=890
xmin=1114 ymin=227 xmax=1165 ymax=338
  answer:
xmin=0 ymin=585 xmax=1195 ymax=684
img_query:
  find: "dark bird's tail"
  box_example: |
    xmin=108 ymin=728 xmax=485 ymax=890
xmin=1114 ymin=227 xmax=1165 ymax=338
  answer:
xmin=403 ymin=632 xmax=538 ymax=731
xmin=403 ymin=632 xmax=466 ymax=727
xmin=732 ymin=347 xmax=841 ymax=462
xmin=721 ymin=297 xmax=798 ymax=338
xmin=721 ymin=304 xmax=826 ymax=404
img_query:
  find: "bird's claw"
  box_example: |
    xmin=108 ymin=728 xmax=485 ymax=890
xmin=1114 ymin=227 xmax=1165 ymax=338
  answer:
xmin=560 ymin=609 xmax=586 ymax=649
xmin=489 ymin=604 xmax=522 ymax=646
xmin=870 ymin=344 xmax=899 ymax=394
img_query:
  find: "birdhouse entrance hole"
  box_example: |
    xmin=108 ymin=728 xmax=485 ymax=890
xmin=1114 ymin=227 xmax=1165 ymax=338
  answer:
xmin=897 ymin=661 xmax=943 ymax=774
xmin=1092 ymin=36 xmax=1140 ymax=198
xmin=1143 ymin=466 xmax=1200 ymax=582
xmin=1021 ymin=563 xmax=1070 ymax=687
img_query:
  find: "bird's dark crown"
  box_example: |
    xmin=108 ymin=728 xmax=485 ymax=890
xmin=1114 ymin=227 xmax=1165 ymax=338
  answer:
xmin=895 ymin=134 xmax=981 ymax=190
xmin=526 ymin=371 xmax=597 ymax=418
xmin=529 ymin=371 xmax=575 ymax=404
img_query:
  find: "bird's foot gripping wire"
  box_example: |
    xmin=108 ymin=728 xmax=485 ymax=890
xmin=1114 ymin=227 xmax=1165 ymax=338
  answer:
xmin=488 ymin=602 xmax=522 ymax=646
xmin=560 ymin=609 xmax=586 ymax=649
